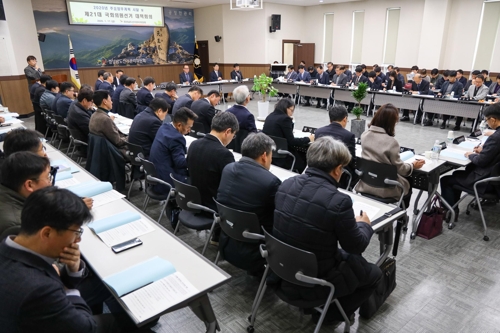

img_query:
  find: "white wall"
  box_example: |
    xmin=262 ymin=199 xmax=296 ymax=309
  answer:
xmin=3 ymin=0 xmax=42 ymax=75
xmin=194 ymin=5 xmax=225 ymax=63
xmin=0 ymin=21 xmax=17 ymax=76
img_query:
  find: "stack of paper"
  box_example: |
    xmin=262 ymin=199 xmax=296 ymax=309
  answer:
xmin=103 ymin=257 xmax=198 ymax=322
xmin=55 ymin=171 xmax=80 ymax=188
xmin=351 ymin=200 xmax=380 ymax=221
xmin=440 ymin=150 xmax=468 ymax=161
xmin=458 ymin=141 xmax=479 ymax=150
xmin=51 ymin=159 xmax=80 ymax=174
xmin=88 ymin=211 xmax=155 ymax=247
xmin=66 ymin=181 xmax=125 ymax=207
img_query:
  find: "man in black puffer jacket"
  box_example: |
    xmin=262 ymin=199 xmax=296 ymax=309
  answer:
xmin=273 ymin=136 xmax=382 ymax=326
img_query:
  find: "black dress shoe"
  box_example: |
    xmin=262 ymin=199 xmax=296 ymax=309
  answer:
xmin=321 ymin=105 xmax=327 ymax=109
xmin=440 ymin=122 xmax=446 ymax=129
xmin=423 ymin=119 xmax=433 ymax=126
xmin=315 ymin=103 xmax=322 ymax=108
xmin=400 ymin=116 xmax=410 ymax=121
xmin=415 ymin=117 xmax=422 ymax=124
xmin=453 ymin=125 xmax=460 ymax=131
xmin=302 ymin=102 xmax=311 ymax=107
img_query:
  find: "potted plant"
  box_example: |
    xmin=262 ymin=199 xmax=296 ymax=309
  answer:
xmin=350 ymin=82 xmax=368 ymax=140
xmin=252 ymin=73 xmax=279 ymax=121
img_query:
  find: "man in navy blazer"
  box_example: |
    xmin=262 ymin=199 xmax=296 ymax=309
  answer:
xmin=367 ymin=71 xmax=383 ymax=90
xmin=285 ymin=65 xmax=298 ymax=81
xmin=94 ymin=69 xmax=105 ymax=91
xmin=331 ymin=65 xmax=348 ymax=86
xmin=149 ymin=107 xmax=198 ymax=195
xmin=295 ymin=65 xmax=312 ymax=106
xmin=408 ymin=74 xmax=431 ymax=124
xmin=190 ymin=90 xmax=221 ymax=133
xmin=128 ymin=98 xmax=169 ymax=158
xmin=0 ymin=186 xmax=97 ymax=332
xmin=209 ymin=63 xmax=223 ymax=82
xmin=315 ymin=105 xmax=358 ymax=189
xmin=56 ymin=82 xmax=75 ymax=119
xmin=226 ymin=85 xmax=257 ymax=133
xmin=439 ymin=72 xmax=465 ymax=129
xmin=351 ymin=66 xmax=369 ymax=85
xmin=172 ymin=85 xmax=203 ymax=115
xmin=230 ymin=63 xmax=243 ymax=81
xmin=99 ymin=72 xmax=114 ymax=99
xmin=316 ymin=65 xmax=330 ymax=108
xmin=111 ymin=74 xmax=128 ymax=114
xmin=112 ymin=69 xmax=123 ymax=89
xmin=136 ymin=76 xmax=155 ymax=114
xmin=155 ymin=82 xmax=178 ymax=110
xmin=179 ymin=64 xmax=195 ymax=84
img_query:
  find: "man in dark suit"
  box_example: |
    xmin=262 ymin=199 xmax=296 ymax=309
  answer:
xmin=439 ymin=71 xmax=465 ymax=129
xmin=408 ymin=74 xmax=431 ymax=124
xmin=217 ymin=133 xmax=281 ymax=275
xmin=190 ymin=90 xmax=221 ymax=133
xmin=226 ymin=85 xmax=257 ymax=133
xmin=230 ymin=63 xmax=243 ymax=81
xmin=118 ymin=77 xmax=137 ymax=118
xmin=112 ymin=69 xmax=124 ymax=89
xmin=367 ymin=71 xmax=383 ymax=90
xmin=440 ymin=104 xmax=500 ymax=213
xmin=285 ymin=65 xmax=298 ymax=81
xmin=24 ymin=55 xmax=43 ymax=90
xmin=99 ymin=72 xmax=114 ymax=99
xmin=155 ymin=82 xmax=178 ymax=110
xmin=187 ymin=112 xmax=239 ymax=244
xmin=111 ymin=74 xmax=128 ymax=114
xmin=179 ymin=64 xmax=195 ymax=84
xmin=67 ymin=88 xmax=94 ymax=146
xmin=209 ymin=63 xmax=223 ymax=82
xmin=308 ymin=66 xmax=318 ymax=79
xmin=295 ymin=65 xmax=312 ymax=106
xmin=149 ymin=108 xmax=198 ymax=195
xmin=315 ymin=105 xmax=357 ymax=189
xmin=395 ymin=67 xmax=405 ymax=84
xmin=457 ymin=69 xmax=468 ymax=88
xmin=172 ymin=85 xmax=203 ymax=115
xmin=136 ymin=76 xmax=155 ymax=114
xmin=56 ymin=82 xmax=76 ymax=119
xmin=316 ymin=65 xmax=330 ymax=109
xmin=374 ymin=66 xmax=386 ymax=87
xmin=128 ymin=98 xmax=169 ymax=158
xmin=464 ymin=70 xmax=480 ymax=92
xmin=94 ymin=69 xmax=105 ymax=91
xmin=351 ymin=66 xmax=369 ymax=86
xmin=326 ymin=62 xmax=335 ymax=83
xmin=331 ymin=65 xmax=348 ymax=86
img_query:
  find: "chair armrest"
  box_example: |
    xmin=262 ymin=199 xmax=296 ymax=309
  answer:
xmin=295 ymin=272 xmax=333 ymax=289
xmin=474 ymin=176 xmax=500 ymax=186
xmin=259 ymin=244 xmax=268 ymax=258
xmin=277 ymin=149 xmax=293 ymax=158
xmin=242 ymin=231 xmax=265 ymax=240
xmin=355 ymin=169 xmax=363 ymax=176
xmin=186 ymin=202 xmax=217 ymax=215
xmin=146 ymin=175 xmax=172 ymax=189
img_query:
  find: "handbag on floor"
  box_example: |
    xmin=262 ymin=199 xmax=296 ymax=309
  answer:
xmin=359 ymin=257 xmax=396 ymax=319
xmin=416 ymin=196 xmax=444 ymax=240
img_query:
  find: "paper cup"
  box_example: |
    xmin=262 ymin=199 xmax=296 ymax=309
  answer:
xmin=425 ymin=151 xmax=432 ymax=159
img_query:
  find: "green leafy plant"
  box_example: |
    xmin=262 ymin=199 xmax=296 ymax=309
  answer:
xmin=351 ymin=82 xmax=368 ymax=120
xmin=252 ymin=73 xmax=278 ymax=102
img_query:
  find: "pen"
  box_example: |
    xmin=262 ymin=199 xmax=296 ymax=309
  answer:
xmin=475 ymin=143 xmax=482 ymax=149
xmin=360 ymin=210 xmax=363 ymax=216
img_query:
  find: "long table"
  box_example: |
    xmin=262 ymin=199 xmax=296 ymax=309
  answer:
xmin=45 ymin=145 xmax=230 ymax=331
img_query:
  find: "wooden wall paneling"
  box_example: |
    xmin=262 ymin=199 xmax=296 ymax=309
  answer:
xmin=0 ymin=78 xmax=34 ymax=115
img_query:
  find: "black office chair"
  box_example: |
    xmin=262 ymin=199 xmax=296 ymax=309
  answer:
xmin=125 ymin=143 xmax=145 ymax=199
xmin=170 ymin=174 xmax=217 ymax=256
xmin=445 ymin=162 xmax=500 ymax=241
xmin=213 ymin=199 xmax=264 ymax=266
xmin=119 ymin=102 xmax=136 ymax=119
xmin=53 ymin=115 xmax=71 ymax=152
xmin=67 ymin=127 xmax=88 ymax=164
xmin=44 ymin=110 xmax=59 ymax=143
xmin=140 ymin=158 xmax=173 ymax=225
xmin=189 ymin=121 xmax=206 ymax=138
xmin=268 ymin=135 xmax=296 ymax=171
xmin=226 ymin=129 xmax=249 ymax=153
xmin=248 ymin=228 xmax=351 ymax=333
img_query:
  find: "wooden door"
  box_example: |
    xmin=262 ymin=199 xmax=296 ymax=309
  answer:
xmin=197 ymin=40 xmax=209 ymax=82
xmin=293 ymin=43 xmax=315 ymax=69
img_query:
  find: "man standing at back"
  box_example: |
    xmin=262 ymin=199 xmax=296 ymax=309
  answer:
xmin=217 ymin=133 xmax=281 ymax=275
xmin=187 ymin=112 xmax=239 ymax=245
xmin=226 ymin=85 xmax=257 ymax=133
xmin=172 ymin=86 xmax=203 ymax=116
xmin=24 ymin=55 xmax=43 ymax=91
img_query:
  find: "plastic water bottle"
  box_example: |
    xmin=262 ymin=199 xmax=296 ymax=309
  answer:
xmin=450 ymin=91 xmax=454 ymax=99
xmin=432 ymin=140 xmax=441 ymax=160
xmin=480 ymin=120 xmax=487 ymax=134
xmin=392 ymin=86 xmax=396 ymax=92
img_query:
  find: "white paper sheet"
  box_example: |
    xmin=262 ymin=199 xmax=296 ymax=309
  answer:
xmin=91 ymin=190 xmax=125 ymax=208
xmin=121 ymin=272 xmax=198 ymax=322
xmin=98 ymin=219 xmax=155 ymax=247
xmin=352 ymin=200 xmax=381 ymax=221
xmin=55 ymin=177 xmax=81 ymax=188
xmin=4 ymin=118 xmax=23 ymax=124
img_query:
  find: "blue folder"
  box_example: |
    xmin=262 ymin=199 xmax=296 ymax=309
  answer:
xmin=51 ymin=159 xmax=80 ymax=174
xmin=400 ymin=151 xmax=415 ymax=161
xmin=66 ymin=181 xmax=113 ymax=198
xmin=440 ymin=150 xmax=468 ymax=161
xmin=88 ymin=211 xmax=142 ymax=234
xmin=103 ymin=257 xmax=176 ymax=297
xmin=458 ymin=141 xmax=479 ymax=150
xmin=55 ymin=171 xmax=73 ymax=182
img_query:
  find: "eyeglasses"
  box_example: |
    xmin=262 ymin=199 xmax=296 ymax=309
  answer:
xmin=31 ymin=172 xmax=54 ymax=184
xmin=65 ymin=227 xmax=84 ymax=236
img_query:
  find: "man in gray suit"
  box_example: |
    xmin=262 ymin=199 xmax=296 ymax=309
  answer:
xmin=451 ymin=74 xmax=489 ymax=131
xmin=23 ymin=55 xmax=43 ymax=90
xmin=331 ymin=65 xmax=348 ymax=86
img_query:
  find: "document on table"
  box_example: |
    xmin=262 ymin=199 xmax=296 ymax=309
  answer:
xmin=4 ymin=118 xmax=22 ymax=124
xmin=66 ymin=181 xmax=125 ymax=207
xmin=89 ymin=211 xmax=154 ymax=247
xmin=91 ymin=190 xmax=125 ymax=208
xmin=440 ymin=149 xmax=468 ymax=161
xmin=103 ymin=256 xmax=198 ymax=322
xmin=51 ymin=159 xmax=80 ymax=173
xmin=352 ymin=200 xmax=380 ymax=221
xmin=56 ymin=177 xmax=81 ymax=188
xmin=122 ymin=272 xmax=198 ymax=322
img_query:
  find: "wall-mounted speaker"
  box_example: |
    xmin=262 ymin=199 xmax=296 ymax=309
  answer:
xmin=271 ymin=14 xmax=281 ymax=30
xmin=38 ymin=33 xmax=46 ymax=42
xmin=214 ymin=35 xmax=221 ymax=42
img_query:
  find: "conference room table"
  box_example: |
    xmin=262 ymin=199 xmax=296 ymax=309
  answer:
xmin=42 ymin=144 xmax=231 ymax=331
xmin=184 ymin=134 xmax=407 ymax=267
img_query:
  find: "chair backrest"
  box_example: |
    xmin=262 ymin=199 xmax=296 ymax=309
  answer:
xmin=214 ymin=199 xmax=261 ymax=243
xmin=226 ymin=129 xmax=249 ymax=153
xmin=53 ymin=114 xmax=65 ymax=125
xmin=119 ymin=102 xmax=136 ymax=119
xmin=262 ymin=228 xmax=318 ymax=288
xmin=140 ymin=158 xmax=168 ymax=189
xmin=355 ymin=158 xmax=399 ymax=189
xmin=126 ymin=142 xmax=145 ymax=167
xmin=268 ymin=135 xmax=289 ymax=160
xmin=170 ymin=174 xmax=203 ymax=213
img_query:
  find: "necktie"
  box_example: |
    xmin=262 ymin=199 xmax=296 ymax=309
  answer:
xmin=186 ymin=73 xmax=189 ymax=81
xmin=417 ymin=84 xmax=420 ymax=90
xmin=474 ymin=87 xmax=479 ymax=97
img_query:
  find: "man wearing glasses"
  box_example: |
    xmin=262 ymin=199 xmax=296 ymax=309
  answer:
xmin=55 ymin=82 xmax=76 ymax=119
xmin=440 ymin=103 xmax=500 ymax=215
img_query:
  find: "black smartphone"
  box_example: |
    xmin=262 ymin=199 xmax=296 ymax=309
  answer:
xmin=111 ymin=238 xmax=143 ymax=253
